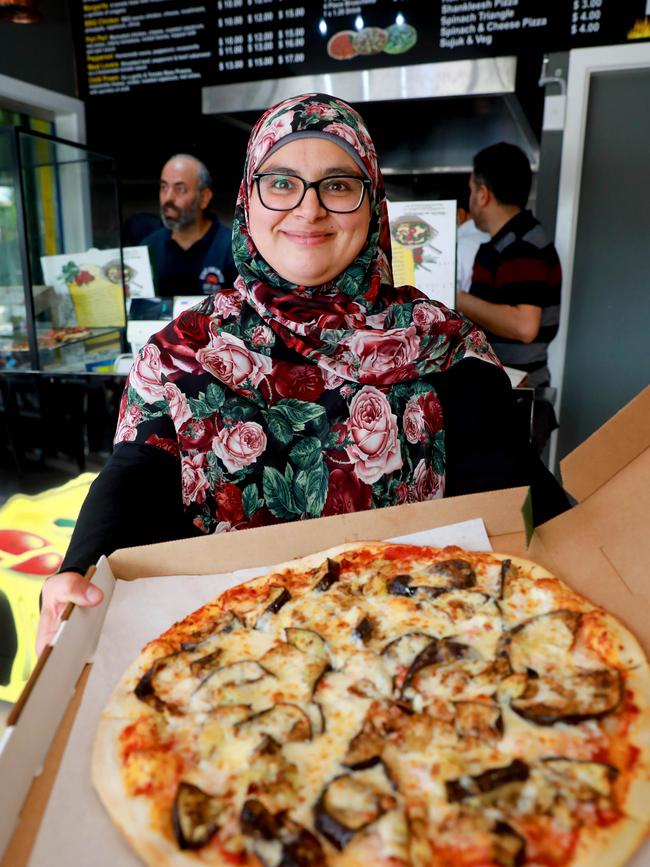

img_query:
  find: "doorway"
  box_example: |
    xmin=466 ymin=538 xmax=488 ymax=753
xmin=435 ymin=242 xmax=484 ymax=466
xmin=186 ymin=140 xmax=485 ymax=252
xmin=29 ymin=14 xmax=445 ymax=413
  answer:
xmin=550 ymin=43 xmax=650 ymax=465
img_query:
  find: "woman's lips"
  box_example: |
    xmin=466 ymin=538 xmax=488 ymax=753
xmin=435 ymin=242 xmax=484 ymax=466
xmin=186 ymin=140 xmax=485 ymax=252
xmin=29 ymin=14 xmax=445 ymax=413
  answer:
xmin=281 ymin=231 xmax=332 ymax=246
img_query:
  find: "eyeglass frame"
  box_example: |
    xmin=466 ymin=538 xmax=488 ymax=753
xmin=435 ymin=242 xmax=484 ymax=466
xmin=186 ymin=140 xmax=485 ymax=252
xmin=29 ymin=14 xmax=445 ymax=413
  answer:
xmin=251 ymin=171 xmax=372 ymax=213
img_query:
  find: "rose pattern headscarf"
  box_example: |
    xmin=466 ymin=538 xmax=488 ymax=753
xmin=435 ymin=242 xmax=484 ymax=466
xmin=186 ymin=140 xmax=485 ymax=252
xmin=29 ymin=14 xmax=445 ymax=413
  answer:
xmin=116 ymin=93 xmax=499 ymax=534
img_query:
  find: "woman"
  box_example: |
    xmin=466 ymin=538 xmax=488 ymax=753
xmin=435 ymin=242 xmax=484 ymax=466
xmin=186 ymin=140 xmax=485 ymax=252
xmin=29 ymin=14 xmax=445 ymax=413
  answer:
xmin=37 ymin=93 xmax=568 ymax=652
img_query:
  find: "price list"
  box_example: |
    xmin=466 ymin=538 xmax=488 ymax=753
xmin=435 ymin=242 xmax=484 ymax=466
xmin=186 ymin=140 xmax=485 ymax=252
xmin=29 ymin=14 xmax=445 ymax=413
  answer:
xmin=215 ymin=0 xmax=307 ymax=76
xmin=434 ymin=0 xmax=648 ymax=54
xmin=436 ymin=0 xmax=550 ymax=52
xmin=82 ymin=0 xmax=211 ymax=95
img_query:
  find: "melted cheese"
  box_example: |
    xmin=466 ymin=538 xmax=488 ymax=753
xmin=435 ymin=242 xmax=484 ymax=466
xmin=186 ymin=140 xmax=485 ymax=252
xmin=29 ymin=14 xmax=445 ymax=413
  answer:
xmin=123 ymin=548 xmax=630 ymax=864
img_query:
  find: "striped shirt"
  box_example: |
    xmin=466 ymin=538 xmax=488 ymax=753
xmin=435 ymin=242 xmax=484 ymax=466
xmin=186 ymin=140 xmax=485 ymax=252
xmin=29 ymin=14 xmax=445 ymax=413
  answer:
xmin=469 ymin=210 xmax=561 ymax=387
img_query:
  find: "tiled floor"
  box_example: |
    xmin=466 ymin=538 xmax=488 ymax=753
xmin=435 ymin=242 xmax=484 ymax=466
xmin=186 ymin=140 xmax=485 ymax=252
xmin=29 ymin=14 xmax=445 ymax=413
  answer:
xmin=0 ymin=450 xmax=108 ymax=506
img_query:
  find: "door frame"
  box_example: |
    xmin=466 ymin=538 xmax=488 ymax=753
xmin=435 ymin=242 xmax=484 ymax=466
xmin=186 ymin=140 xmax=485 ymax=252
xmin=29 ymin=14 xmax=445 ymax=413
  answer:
xmin=0 ymin=74 xmax=85 ymax=143
xmin=549 ymin=41 xmax=650 ymax=468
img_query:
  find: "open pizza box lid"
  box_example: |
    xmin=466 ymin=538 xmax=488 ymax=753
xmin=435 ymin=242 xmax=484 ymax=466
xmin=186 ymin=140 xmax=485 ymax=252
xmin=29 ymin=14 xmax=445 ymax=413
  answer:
xmin=1 ymin=385 xmax=649 ymax=866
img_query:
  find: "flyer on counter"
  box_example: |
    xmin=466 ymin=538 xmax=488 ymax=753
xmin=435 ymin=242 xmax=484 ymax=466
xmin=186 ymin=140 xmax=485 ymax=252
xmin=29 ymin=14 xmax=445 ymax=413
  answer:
xmin=40 ymin=247 xmax=155 ymax=328
xmin=387 ymin=200 xmax=457 ymax=308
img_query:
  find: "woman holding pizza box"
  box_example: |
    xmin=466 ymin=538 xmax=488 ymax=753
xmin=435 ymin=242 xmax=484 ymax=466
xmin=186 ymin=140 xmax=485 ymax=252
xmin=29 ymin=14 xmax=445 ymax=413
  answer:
xmin=36 ymin=93 xmax=569 ymax=653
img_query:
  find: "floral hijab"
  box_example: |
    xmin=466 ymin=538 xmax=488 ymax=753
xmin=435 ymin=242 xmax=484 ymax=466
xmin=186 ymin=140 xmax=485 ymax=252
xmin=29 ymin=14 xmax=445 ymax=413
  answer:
xmin=116 ymin=93 xmax=499 ymax=534
xmin=231 ymin=92 xmax=496 ymax=384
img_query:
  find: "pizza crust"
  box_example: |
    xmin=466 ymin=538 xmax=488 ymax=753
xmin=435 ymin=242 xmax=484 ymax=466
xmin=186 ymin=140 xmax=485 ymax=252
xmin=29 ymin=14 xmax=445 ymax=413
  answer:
xmin=568 ymin=814 xmax=649 ymax=867
xmin=613 ymin=662 xmax=650 ymax=824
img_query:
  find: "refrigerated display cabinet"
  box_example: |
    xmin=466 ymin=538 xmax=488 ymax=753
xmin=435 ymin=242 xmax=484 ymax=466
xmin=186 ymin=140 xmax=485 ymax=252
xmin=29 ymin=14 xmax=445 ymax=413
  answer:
xmin=0 ymin=126 xmax=126 ymax=374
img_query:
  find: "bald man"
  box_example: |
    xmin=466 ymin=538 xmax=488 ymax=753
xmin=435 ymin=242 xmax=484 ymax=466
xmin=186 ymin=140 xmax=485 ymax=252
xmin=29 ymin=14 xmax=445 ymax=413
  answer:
xmin=143 ymin=154 xmax=237 ymax=296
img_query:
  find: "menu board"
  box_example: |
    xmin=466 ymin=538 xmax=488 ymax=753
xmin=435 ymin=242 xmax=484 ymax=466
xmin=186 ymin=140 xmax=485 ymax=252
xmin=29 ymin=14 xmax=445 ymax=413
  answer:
xmin=78 ymin=0 xmax=650 ymax=97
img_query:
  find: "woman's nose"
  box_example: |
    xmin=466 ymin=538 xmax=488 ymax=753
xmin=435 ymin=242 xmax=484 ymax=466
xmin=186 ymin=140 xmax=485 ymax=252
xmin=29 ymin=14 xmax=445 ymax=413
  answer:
xmin=294 ymin=186 xmax=327 ymax=218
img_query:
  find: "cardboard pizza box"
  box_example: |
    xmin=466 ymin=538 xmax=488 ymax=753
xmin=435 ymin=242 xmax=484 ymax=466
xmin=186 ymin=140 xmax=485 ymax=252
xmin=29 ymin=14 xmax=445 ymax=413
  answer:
xmin=1 ymin=384 xmax=649 ymax=866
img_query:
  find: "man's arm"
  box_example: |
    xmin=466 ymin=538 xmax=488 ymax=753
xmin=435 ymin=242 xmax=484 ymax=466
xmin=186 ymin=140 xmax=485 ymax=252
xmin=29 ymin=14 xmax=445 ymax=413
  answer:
xmin=456 ymin=292 xmax=541 ymax=343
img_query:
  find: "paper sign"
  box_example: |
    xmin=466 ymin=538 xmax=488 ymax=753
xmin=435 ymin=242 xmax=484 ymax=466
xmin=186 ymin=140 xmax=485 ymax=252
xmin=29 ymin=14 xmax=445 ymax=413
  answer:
xmin=387 ymin=199 xmax=457 ymax=308
xmin=40 ymin=247 xmax=155 ymax=328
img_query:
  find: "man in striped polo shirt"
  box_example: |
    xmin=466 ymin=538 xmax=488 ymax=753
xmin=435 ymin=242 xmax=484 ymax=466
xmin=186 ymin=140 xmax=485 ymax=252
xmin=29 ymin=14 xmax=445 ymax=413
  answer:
xmin=456 ymin=142 xmax=561 ymax=452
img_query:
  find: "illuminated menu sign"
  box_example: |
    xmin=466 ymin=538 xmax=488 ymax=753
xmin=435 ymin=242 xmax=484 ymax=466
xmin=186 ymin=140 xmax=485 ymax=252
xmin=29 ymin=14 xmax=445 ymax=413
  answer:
xmin=78 ymin=0 xmax=650 ymax=97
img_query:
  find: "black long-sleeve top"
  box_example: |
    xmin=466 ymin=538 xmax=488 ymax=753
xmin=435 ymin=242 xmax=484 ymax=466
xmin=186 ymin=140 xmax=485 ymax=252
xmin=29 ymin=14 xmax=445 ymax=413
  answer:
xmin=61 ymin=359 xmax=569 ymax=575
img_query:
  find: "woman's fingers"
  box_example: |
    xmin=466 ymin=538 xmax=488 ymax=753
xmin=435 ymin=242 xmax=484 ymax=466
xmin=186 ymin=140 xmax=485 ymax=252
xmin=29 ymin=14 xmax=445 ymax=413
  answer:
xmin=36 ymin=572 xmax=104 ymax=656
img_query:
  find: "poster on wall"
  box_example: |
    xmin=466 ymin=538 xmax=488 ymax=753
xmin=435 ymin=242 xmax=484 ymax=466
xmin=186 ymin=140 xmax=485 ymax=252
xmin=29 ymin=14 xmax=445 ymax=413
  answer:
xmin=40 ymin=247 xmax=155 ymax=328
xmin=387 ymin=200 xmax=457 ymax=309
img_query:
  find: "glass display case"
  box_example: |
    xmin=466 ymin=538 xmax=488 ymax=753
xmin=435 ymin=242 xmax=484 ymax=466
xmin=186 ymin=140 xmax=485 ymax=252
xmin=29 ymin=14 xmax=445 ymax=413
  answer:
xmin=0 ymin=126 xmax=126 ymax=374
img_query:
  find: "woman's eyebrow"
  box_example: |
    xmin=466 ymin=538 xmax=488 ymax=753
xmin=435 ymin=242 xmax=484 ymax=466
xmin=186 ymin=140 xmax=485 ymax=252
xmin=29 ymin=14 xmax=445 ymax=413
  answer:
xmin=258 ymin=166 xmax=298 ymax=175
xmin=258 ymin=165 xmax=364 ymax=177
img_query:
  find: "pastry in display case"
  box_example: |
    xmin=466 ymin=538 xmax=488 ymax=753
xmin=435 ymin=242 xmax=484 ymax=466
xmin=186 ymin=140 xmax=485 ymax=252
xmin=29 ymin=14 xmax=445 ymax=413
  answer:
xmin=0 ymin=125 xmax=127 ymax=374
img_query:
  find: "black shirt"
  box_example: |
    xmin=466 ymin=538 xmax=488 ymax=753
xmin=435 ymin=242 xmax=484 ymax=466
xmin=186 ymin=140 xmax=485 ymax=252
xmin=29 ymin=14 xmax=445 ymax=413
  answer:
xmin=470 ymin=211 xmax=562 ymax=388
xmin=143 ymin=216 xmax=237 ymax=296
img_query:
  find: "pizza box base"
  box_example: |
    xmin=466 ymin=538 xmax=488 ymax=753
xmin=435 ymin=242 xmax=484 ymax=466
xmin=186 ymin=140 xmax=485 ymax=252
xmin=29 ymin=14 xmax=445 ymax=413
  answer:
xmin=2 ymin=384 xmax=649 ymax=866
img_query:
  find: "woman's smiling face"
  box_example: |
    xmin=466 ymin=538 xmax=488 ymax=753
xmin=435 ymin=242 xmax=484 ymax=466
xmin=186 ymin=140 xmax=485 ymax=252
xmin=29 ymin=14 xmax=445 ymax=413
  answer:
xmin=248 ymin=137 xmax=371 ymax=287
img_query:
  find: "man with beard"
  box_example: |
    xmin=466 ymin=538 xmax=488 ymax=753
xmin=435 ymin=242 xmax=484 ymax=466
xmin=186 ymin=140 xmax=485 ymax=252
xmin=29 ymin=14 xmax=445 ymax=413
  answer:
xmin=143 ymin=154 xmax=237 ymax=296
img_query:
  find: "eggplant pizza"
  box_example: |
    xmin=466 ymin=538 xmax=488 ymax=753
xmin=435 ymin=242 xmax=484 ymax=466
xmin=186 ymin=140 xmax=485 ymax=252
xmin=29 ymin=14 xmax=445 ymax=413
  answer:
xmin=92 ymin=542 xmax=650 ymax=866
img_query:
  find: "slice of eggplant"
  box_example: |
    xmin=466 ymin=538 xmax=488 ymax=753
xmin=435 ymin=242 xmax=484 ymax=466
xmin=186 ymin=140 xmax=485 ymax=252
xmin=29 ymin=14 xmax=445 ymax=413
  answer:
xmin=180 ymin=610 xmax=244 ymax=650
xmin=285 ymin=628 xmax=329 ymax=662
xmin=427 ymin=558 xmax=476 ymax=589
xmin=134 ymin=652 xmax=181 ymax=713
xmin=344 ymin=651 xmax=393 ymax=699
xmin=497 ymin=559 xmax=512 ymax=599
xmin=354 ymin=616 xmax=373 ymax=643
xmin=314 ymin=774 xmax=396 ymax=850
xmin=189 ymin=649 xmax=223 ymax=679
xmin=259 ymin=642 xmax=328 ymax=695
xmin=172 ymin=781 xmax=224 ymax=850
xmin=254 ymin=587 xmax=292 ymax=631
xmin=402 ymin=637 xmax=475 ymax=691
xmin=247 ymin=735 xmax=299 ymax=812
xmin=342 ymin=725 xmax=384 ymax=770
xmin=445 ymin=759 xmax=529 ymax=803
xmin=236 ymin=702 xmax=312 ymax=743
xmin=407 ymin=655 xmax=509 ymax=705
xmin=381 ymin=632 xmax=436 ymax=680
xmin=387 ymin=574 xmax=446 ymax=601
xmin=313 ymin=558 xmax=341 ymax=592
xmin=454 ymin=701 xmax=503 ymax=743
xmin=342 ymin=703 xmax=403 ymax=770
xmin=240 ymin=797 xmax=280 ymax=839
xmin=240 ymin=799 xmax=324 ymax=866
xmin=540 ymin=758 xmax=618 ymax=798
xmin=280 ymin=826 xmax=326 ymax=867
xmin=492 ymin=821 xmax=526 ymax=867
xmin=511 ymin=668 xmax=622 ymax=725
xmin=507 ymin=610 xmax=582 ymax=674
xmin=201 ymin=660 xmax=269 ymax=691
xmin=303 ymin=702 xmax=325 ymax=737
xmin=387 ymin=559 xmax=476 ymax=601
xmin=387 ymin=574 xmax=417 ymax=598
xmin=191 ymin=660 xmax=272 ymax=711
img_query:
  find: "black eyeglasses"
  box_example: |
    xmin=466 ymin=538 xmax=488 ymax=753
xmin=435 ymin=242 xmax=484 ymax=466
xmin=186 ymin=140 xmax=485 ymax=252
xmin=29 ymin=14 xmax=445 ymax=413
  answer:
xmin=252 ymin=172 xmax=371 ymax=213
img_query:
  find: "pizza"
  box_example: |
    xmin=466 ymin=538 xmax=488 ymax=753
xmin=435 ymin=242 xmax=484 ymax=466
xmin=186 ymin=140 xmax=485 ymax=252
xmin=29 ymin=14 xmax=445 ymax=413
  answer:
xmin=350 ymin=27 xmax=388 ymax=56
xmin=92 ymin=542 xmax=650 ymax=866
xmin=383 ymin=23 xmax=418 ymax=55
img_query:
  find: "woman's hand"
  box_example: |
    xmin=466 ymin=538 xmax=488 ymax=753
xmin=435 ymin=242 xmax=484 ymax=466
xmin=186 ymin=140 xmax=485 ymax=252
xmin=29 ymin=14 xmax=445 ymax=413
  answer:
xmin=36 ymin=571 xmax=104 ymax=656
